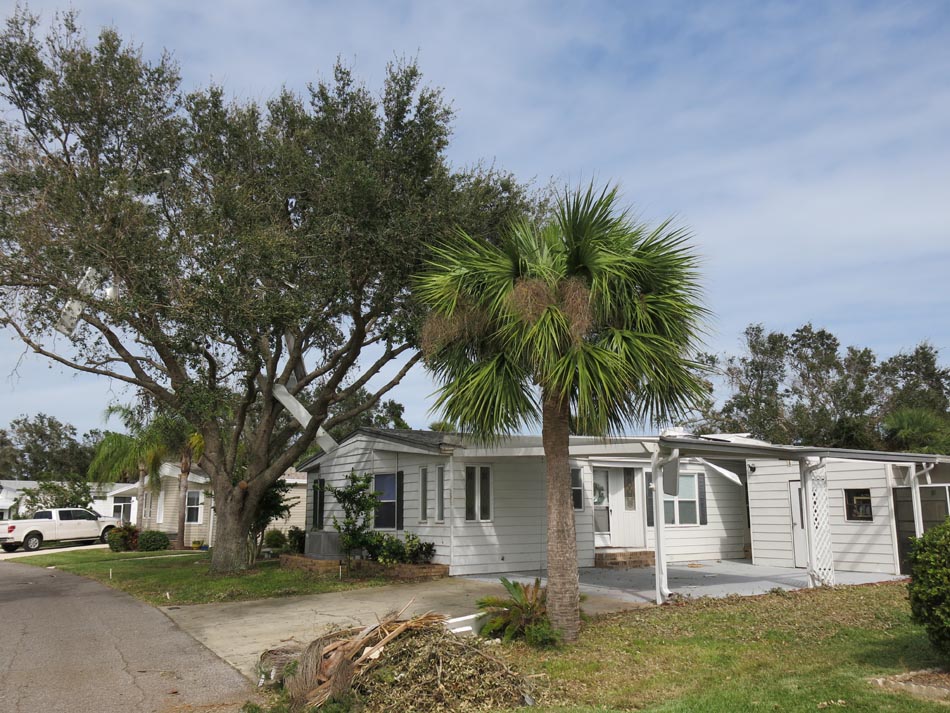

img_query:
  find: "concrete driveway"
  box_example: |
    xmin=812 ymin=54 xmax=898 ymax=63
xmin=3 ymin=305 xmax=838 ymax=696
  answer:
xmin=0 ymin=560 xmax=255 ymax=713
xmin=163 ymin=575 xmax=643 ymax=680
xmin=0 ymin=542 xmax=108 ymax=561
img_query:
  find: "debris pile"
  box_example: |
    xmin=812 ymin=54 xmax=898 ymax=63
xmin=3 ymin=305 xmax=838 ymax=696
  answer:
xmin=259 ymin=604 xmax=535 ymax=711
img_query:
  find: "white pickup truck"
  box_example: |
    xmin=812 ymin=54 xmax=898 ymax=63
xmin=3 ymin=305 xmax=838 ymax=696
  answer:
xmin=0 ymin=508 xmax=120 ymax=552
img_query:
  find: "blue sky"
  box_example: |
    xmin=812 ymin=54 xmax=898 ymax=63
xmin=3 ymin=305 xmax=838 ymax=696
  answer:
xmin=2 ymin=1 xmax=950 ymax=435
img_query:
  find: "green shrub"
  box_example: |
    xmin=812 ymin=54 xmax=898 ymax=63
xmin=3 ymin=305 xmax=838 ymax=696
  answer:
xmin=363 ymin=532 xmax=436 ymax=565
xmin=404 ymin=533 xmax=436 ymax=564
xmin=477 ymin=577 xmax=560 ymax=647
xmin=264 ymin=529 xmax=288 ymax=550
xmin=107 ymin=523 xmax=139 ymax=552
xmin=287 ymin=526 xmax=306 ymax=554
xmin=525 ymin=618 xmax=563 ymax=649
xmin=138 ymin=530 xmax=170 ymax=552
xmin=909 ymin=518 xmax=950 ymax=660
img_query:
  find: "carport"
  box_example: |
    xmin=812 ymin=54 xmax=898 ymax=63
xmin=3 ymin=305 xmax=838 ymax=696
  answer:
xmin=651 ymin=433 xmax=944 ymax=604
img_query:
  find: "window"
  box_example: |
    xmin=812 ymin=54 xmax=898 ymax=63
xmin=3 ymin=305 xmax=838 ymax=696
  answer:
xmin=144 ymin=493 xmax=152 ymax=519
xmin=312 ymin=478 xmax=325 ymax=530
xmin=465 ymin=465 xmax=491 ymax=521
xmin=647 ymin=473 xmax=702 ymax=526
xmin=374 ymin=473 xmax=397 ymax=529
xmin=623 ymin=468 xmax=636 ymax=510
xmin=571 ymin=468 xmax=583 ymax=510
xmin=33 ymin=511 xmax=52 ymax=519
xmin=436 ymin=466 xmax=445 ymax=521
xmin=185 ymin=491 xmax=201 ymax=524
xmin=113 ymin=497 xmax=132 ymax=523
xmin=74 ymin=509 xmax=98 ymax=520
xmin=420 ymin=467 xmax=428 ymax=522
xmin=844 ymin=489 xmax=873 ymax=522
xmin=672 ymin=475 xmax=699 ymax=525
xmin=58 ymin=510 xmax=73 ymax=521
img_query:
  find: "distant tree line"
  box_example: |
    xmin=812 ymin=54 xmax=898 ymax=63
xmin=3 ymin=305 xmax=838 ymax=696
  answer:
xmin=691 ymin=323 xmax=950 ymax=453
xmin=0 ymin=413 xmax=103 ymax=481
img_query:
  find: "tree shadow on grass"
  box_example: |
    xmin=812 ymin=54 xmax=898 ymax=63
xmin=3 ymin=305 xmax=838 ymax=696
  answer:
xmin=848 ymin=630 xmax=944 ymax=672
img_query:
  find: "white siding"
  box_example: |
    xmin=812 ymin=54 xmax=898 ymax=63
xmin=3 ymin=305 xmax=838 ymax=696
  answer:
xmin=645 ymin=469 xmax=751 ymax=561
xmin=447 ymin=456 xmax=595 ymax=576
xmin=747 ymin=459 xmax=899 ymax=575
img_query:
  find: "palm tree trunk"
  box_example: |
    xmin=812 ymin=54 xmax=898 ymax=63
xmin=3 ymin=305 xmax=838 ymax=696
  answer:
xmin=542 ymin=391 xmax=580 ymax=641
xmin=176 ymin=448 xmax=193 ymax=550
xmin=136 ymin=463 xmax=146 ymax=527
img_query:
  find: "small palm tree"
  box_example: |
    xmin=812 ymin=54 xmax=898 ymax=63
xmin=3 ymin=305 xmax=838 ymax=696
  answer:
xmin=89 ymin=405 xmax=202 ymax=549
xmin=417 ymin=183 xmax=708 ymax=640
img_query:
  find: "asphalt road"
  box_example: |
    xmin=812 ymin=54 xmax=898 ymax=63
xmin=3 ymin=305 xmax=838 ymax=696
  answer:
xmin=0 ymin=560 xmax=256 ymax=713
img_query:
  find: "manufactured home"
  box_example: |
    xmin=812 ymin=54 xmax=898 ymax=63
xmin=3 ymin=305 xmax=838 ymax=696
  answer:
xmin=298 ymin=429 xmax=949 ymax=589
xmin=138 ymin=463 xmax=308 ymax=546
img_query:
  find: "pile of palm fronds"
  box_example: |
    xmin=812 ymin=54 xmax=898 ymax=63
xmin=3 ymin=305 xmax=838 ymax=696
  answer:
xmin=259 ymin=602 xmax=535 ymax=711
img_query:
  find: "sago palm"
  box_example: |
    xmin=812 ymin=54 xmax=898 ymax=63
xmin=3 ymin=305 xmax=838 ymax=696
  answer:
xmin=416 ymin=183 xmax=708 ymax=640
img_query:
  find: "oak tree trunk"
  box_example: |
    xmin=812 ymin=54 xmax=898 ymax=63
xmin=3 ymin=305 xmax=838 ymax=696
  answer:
xmin=209 ymin=483 xmax=260 ymax=573
xmin=542 ymin=391 xmax=580 ymax=641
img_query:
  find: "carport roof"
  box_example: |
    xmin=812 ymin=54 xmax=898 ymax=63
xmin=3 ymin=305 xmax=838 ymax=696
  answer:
xmin=658 ymin=434 xmax=949 ymax=464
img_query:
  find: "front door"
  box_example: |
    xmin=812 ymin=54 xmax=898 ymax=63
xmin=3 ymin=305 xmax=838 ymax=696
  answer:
xmin=608 ymin=468 xmax=645 ymax=547
xmin=788 ymin=481 xmax=808 ymax=568
xmin=593 ymin=469 xmax=611 ymax=547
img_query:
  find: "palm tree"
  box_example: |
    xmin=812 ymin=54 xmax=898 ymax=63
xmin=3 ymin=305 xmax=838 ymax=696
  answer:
xmin=883 ymin=407 xmax=950 ymax=453
xmin=416 ymin=184 xmax=708 ymax=640
xmin=89 ymin=406 xmax=202 ymax=549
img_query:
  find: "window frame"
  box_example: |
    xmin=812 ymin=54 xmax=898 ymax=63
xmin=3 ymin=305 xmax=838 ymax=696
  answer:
xmin=112 ymin=496 xmax=133 ymax=522
xmin=312 ymin=478 xmax=326 ymax=530
xmin=419 ymin=467 xmax=429 ymax=523
xmin=570 ymin=467 xmax=584 ymax=511
xmin=464 ymin=464 xmax=492 ymax=522
xmin=374 ymin=473 xmax=398 ymax=530
xmin=436 ymin=465 xmax=445 ymax=522
xmin=185 ymin=490 xmax=202 ymax=525
xmin=844 ymin=488 xmax=874 ymax=522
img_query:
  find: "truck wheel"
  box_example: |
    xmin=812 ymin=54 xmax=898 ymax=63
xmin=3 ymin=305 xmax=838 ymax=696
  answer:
xmin=23 ymin=533 xmax=43 ymax=551
xmin=1 ymin=544 xmax=19 ymax=553
xmin=100 ymin=527 xmax=114 ymax=544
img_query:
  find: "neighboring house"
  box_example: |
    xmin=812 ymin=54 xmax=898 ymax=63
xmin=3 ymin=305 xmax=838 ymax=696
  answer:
xmin=137 ymin=463 xmax=307 ymax=546
xmin=0 ymin=480 xmax=39 ymax=520
xmin=297 ymin=428 xmax=950 ymax=580
xmin=1 ymin=479 xmax=136 ymax=523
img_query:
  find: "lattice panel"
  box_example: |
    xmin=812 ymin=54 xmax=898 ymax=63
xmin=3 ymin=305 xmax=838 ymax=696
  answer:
xmin=805 ymin=463 xmax=836 ymax=587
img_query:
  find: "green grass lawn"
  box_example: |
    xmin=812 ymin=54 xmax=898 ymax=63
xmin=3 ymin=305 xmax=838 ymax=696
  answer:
xmin=505 ymin=582 xmax=945 ymax=712
xmin=13 ymin=549 xmax=387 ymax=606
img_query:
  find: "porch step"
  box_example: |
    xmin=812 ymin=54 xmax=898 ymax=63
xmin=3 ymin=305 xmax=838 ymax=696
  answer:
xmin=594 ymin=549 xmax=655 ymax=569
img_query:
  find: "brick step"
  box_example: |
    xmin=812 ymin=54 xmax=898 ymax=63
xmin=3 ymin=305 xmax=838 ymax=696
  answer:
xmin=594 ymin=550 xmax=655 ymax=569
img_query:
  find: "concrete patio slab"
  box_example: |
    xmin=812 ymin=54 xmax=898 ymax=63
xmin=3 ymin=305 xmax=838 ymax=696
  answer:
xmin=466 ymin=559 xmax=906 ymax=604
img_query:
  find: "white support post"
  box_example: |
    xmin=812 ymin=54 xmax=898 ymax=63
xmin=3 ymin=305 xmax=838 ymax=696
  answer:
xmin=651 ymin=449 xmax=677 ymax=604
xmin=910 ymin=464 xmax=935 ymax=537
xmin=799 ymin=457 xmax=835 ymax=588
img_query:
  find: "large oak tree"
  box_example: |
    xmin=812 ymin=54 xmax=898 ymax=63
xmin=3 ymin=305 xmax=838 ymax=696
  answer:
xmin=0 ymin=9 xmax=530 ymax=570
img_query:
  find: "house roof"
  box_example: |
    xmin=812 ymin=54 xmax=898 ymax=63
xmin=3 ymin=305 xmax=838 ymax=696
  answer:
xmin=297 ymin=428 xmax=464 ymax=471
xmin=659 ymin=434 xmax=950 ymax=464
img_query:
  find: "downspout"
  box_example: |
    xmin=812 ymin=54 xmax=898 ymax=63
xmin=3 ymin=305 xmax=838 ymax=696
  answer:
xmin=910 ymin=463 xmax=936 ymax=538
xmin=651 ymin=448 xmax=678 ymax=604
